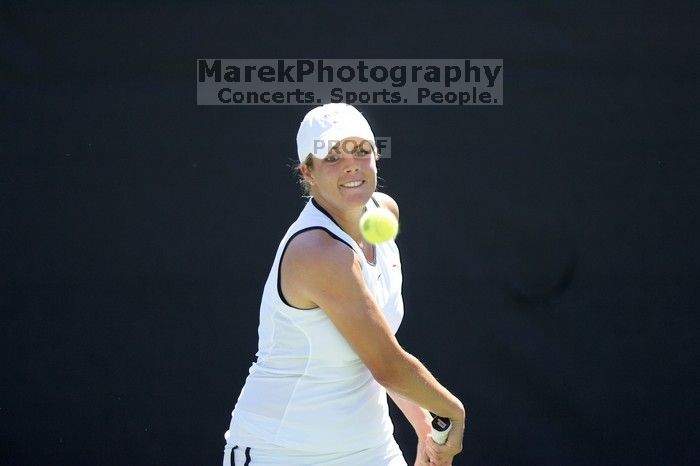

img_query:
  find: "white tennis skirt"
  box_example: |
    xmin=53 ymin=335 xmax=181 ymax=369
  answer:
xmin=222 ymin=440 xmax=407 ymax=466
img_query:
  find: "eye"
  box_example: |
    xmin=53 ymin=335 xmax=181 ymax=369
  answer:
xmin=324 ymin=154 xmax=340 ymax=162
xmin=355 ymin=149 xmax=371 ymax=157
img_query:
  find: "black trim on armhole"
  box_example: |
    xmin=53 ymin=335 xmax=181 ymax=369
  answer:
xmin=277 ymin=226 xmax=355 ymax=309
xmin=244 ymin=447 xmax=251 ymax=466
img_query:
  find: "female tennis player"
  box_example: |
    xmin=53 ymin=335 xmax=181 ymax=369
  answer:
xmin=223 ymin=103 xmax=465 ymax=466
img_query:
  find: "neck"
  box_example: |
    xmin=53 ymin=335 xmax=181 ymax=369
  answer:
xmin=312 ymin=195 xmax=369 ymax=245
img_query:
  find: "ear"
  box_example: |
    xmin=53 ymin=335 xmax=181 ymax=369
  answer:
xmin=299 ymin=162 xmax=315 ymax=184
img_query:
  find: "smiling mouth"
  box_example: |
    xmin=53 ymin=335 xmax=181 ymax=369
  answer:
xmin=340 ymin=180 xmax=365 ymax=188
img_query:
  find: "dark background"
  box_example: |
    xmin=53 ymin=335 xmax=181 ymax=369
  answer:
xmin=2 ymin=1 xmax=698 ymax=465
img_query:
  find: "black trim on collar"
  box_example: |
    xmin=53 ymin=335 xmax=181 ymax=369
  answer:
xmin=309 ymin=197 xmax=377 ymax=266
xmin=310 ymin=198 xmax=341 ymax=228
xmin=312 ymin=195 xmax=381 ymax=222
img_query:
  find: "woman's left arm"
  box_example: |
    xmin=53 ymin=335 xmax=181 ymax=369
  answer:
xmin=388 ymin=389 xmax=432 ymax=438
xmin=387 ymin=389 xmax=432 ymax=466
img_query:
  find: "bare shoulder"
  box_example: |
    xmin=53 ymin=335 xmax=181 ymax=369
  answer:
xmin=372 ymin=191 xmax=400 ymax=220
xmin=280 ymin=228 xmax=360 ymax=307
xmin=284 ymin=228 xmax=357 ymax=273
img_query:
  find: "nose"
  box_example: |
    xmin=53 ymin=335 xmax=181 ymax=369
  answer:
xmin=342 ymin=155 xmax=360 ymax=172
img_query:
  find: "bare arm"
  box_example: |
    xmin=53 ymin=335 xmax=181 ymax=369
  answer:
xmin=388 ymin=389 xmax=432 ymax=466
xmin=283 ymin=193 xmax=465 ymax=464
xmin=387 ymin=389 xmax=432 ymax=438
xmin=282 ymin=231 xmax=465 ymax=425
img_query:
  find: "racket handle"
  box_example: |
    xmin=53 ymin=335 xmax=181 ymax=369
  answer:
xmin=430 ymin=413 xmax=452 ymax=445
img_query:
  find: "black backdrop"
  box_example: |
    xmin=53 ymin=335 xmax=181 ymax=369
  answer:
xmin=2 ymin=2 xmax=698 ymax=465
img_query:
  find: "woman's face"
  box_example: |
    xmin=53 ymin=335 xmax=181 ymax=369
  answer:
xmin=306 ymin=137 xmax=378 ymax=209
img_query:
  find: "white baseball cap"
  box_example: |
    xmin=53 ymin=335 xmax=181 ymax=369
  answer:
xmin=296 ymin=103 xmax=376 ymax=163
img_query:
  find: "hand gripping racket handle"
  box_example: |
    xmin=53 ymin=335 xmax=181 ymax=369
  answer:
xmin=430 ymin=413 xmax=452 ymax=445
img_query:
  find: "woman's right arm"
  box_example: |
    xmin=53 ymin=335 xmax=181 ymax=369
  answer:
xmin=282 ymin=230 xmax=466 ymax=462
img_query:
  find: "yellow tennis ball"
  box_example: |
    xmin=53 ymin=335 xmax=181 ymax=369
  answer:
xmin=359 ymin=207 xmax=399 ymax=245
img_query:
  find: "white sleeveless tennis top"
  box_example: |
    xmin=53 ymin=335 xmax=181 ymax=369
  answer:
xmin=226 ymin=196 xmax=404 ymax=454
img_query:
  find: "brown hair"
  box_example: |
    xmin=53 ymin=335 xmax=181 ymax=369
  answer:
xmin=294 ymin=154 xmax=314 ymax=196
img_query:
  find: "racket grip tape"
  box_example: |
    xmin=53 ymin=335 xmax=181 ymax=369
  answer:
xmin=430 ymin=413 xmax=452 ymax=445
